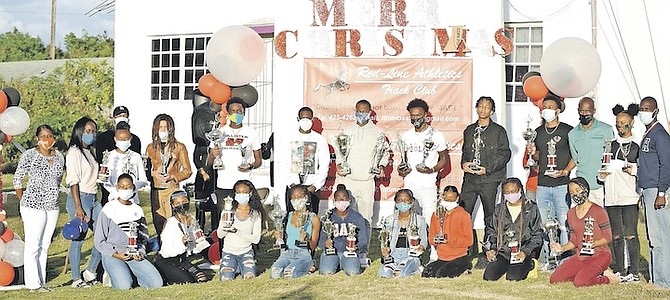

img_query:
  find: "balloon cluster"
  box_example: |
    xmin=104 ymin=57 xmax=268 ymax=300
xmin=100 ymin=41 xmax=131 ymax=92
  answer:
xmin=0 ymin=88 xmax=29 ymax=143
xmin=197 ymin=25 xmax=266 ymax=110
xmin=0 ymin=215 xmax=25 ymax=286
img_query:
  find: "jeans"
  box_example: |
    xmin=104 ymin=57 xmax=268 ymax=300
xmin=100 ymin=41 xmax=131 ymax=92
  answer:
xmin=270 ymin=249 xmax=313 ymax=279
xmin=606 ymin=205 xmax=640 ymax=275
xmin=642 ymin=188 xmax=670 ymax=288
xmin=66 ymin=192 xmax=102 ymax=280
xmin=102 ymin=255 xmax=163 ymax=290
xmin=536 ymin=185 xmax=569 ymax=265
xmin=20 ymin=207 xmax=59 ymax=289
xmin=319 ymin=252 xmax=361 ymax=276
xmin=220 ymin=249 xmax=256 ymax=280
xmin=378 ymin=248 xmax=421 ymax=278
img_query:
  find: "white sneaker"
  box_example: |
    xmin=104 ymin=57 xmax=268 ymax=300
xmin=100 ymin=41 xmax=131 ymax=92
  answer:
xmin=102 ymin=271 xmax=111 ymax=287
xmin=82 ymin=269 xmax=97 ymax=283
xmin=71 ymin=279 xmax=91 ymax=288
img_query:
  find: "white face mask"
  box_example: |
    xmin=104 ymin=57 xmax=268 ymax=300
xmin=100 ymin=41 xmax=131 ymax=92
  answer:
xmin=158 ymin=131 xmax=169 ymax=141
xmin=541 ymin=109 xmax=557 ymax=122
xmin=441 ymin=200 xmax=459 ymax=211
xmin=116 ymin=140 xmax=131 ymax=152
xmin=639 ymin=111 xmax=655 ymax=125
xmin=291 ymin=197 xmax=308 ymax=211
xmin=298 ymin=118 xmax=313 ymax=132
xmin=114 ymin=117 xmax=129 ymax=126
xmin=118 ymin=189 xmax=135 ymax=200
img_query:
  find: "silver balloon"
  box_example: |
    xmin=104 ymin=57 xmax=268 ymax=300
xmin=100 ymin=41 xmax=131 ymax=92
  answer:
xmin=3 ymin=240 xmax=24 ymax=267
xmin=0 ymin=240 xmax=5 ymax=259
xmin=231 ymin=85 xmax=259 ymax=108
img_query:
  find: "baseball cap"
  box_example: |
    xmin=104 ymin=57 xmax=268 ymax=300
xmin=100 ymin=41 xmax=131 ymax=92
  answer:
xmin=113 ymin=106 xmax=130 ymax=117
xmin=62 ymin=218 xmax=89 ymax=240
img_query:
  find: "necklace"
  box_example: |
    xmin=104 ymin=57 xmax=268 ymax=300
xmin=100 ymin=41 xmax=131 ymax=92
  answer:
xmin=544 ymin=124 xmax=558 ymax=135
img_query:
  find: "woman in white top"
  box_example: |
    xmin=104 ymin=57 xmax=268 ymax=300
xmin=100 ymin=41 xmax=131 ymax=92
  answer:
xmin=65 ymin=116 xmax=102 ymax=288
xmin=217 ymin=180 xmax=264 ymax=280
xmin=155 ymin=190 xmax=207 ymax=284
xmin=14 ymin=125 xmax=64 ymax=292
xmin=102 ymin=121 xmax=148 ymax=204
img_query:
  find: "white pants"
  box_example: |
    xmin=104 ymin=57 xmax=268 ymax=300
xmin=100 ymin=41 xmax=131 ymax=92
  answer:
xmin=404 ymin=184 xmax=438 ymax=260
xmin=20 ymin=206 xmax=59 ymax=289
xmin=336 ymin=176 xmax=375 ymax=223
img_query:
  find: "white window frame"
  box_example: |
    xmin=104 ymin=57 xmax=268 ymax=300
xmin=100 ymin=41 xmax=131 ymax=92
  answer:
xmin=504 ymin=22 xmax=543 ymax=103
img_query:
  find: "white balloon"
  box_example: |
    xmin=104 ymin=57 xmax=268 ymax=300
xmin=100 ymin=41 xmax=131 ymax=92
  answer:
xmin=0 ymin=106 xmax=30 ymax=136
xmin=540 ymin=37 xmax=601 ymax=98
xmin=206 ymin=25 xmax=267 ymax=87
xmin=3 ymin=240 xmax=24 ymax=267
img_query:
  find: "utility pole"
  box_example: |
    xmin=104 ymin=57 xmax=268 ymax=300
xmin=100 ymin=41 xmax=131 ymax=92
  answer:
xmin=50 ymin=0 xmax=56 ymax=59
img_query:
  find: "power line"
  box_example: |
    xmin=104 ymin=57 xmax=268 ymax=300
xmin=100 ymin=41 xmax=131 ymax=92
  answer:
xmin=0 ymin=10 xmax=112 ymax=16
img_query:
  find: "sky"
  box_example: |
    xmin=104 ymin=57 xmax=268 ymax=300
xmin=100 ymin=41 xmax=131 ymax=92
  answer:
xmin=0 ymin=0 xmax=114 ymax=48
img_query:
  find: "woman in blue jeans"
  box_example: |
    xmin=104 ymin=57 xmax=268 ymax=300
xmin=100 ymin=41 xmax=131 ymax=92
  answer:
xmin=65 ymin=117 xmax=103 ymax=288
xmin=270 ymin=185 xmax=321 ymax=279
xmin=217 ymin=180 xmax=264 ymax=280
xmin=378 ymin=189 xmax=428 ymax=278
xmin=318 ymin=185 xmax=369 ymax=276
xmin=95 ymin=174 xmax=163 ymax=290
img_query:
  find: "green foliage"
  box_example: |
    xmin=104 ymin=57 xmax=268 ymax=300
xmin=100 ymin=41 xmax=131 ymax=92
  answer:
xmin=1 ymin=59 xmax=114 ymax=171
xmin=64 ymin=31 xmax=114 ymax=59
xmin=0 ymin=28 xmax=49 ymax=62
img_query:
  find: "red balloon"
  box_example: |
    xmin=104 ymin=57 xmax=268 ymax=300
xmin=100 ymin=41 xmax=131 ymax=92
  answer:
xmin=0 ymin=261 xmax=14 ymax=286
xmin=534 ymin=99 xmax=543 ymax=109
xmin=208 ymin=242 xmax=221 ymax=265
xmin=0 ymin=91 xmax=7 ymax=113
xmin=211 ymin=230 xmax=219 ymax=241
xmin=0 ymin=229 xmax=13 ymax=243
xmin=209 ymin=82 xmax=231 ymax=105
xmin=523 ymin=76 xmax=549 ymax=101
xmin=198 ymin=74 xmax=218 ymax=97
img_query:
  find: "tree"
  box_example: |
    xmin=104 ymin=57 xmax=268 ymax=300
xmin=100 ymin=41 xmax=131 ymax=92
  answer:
xmin=0 ymin=28 xmax=49 ymax=62
xmin=64 ymin=31 xmax=114 ymax=58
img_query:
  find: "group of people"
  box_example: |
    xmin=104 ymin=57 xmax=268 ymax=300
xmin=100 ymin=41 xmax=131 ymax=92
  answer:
xmin=10 ymin=93 xmax=670 ymax=291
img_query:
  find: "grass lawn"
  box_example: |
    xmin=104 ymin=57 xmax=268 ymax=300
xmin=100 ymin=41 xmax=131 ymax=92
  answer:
xmin=0 ymin=185 xmax=669 ymax=299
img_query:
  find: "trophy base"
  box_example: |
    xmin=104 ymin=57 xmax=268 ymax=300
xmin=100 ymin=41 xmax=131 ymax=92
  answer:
xmin=295 ymin=240 xmax=309 ymax=248
xmin=416 ymin=163 xmax=428 ymax=170
xmin=469 ymin=163 xmax=481 ymax=172
xmin=580 ymin=247 xmax=595 ymax=256
xmin=597 ymin=167 xmax=612 ymax=174
xmin=220 ymin=227 xmax=237 ymax=233
xmin=324 ymin=248 xmax=337 ymax=255
xmin=381 ymin=256 xmax=393 ymax=265
xmin=213 ymin=165 xmax=224 ymax=170
xmin=273 ymin=243 xmax=286 ymax=250
xmin=544 ymin=169 xmax=559 ymax=176
xmin=369 ymin=167 xmax=382 ymax=175
xmin=433 ymin=236 xmax=446 ymax=244
xmin=408 ymin=249 xmax=422 ymax=257
xmin=510 ymin=252 xmax=524 ymax=264
xmin=398 ymin=164 xmax=410 ymax=172
xmin=343 ymin=251 xmax=358 ymax=258
xmin=238 ymin=163 xmax=252 ymax=171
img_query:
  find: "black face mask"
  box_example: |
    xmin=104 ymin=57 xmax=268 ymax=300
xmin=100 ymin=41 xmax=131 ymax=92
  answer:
xmin=411 ymin=117 xmax=425 ymax=129
xmin=173 ymin=202 xmax=190 ymax=215
xmin=579 ymin=114 xmax=593 ymax=125
xmin=617 ymin=124 xmax=631 ymax=137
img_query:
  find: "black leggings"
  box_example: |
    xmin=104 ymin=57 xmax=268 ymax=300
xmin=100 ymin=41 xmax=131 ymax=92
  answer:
xmin=606 ymin=205 xmax=640 ymax=274
xmin=483 ymin=254 xmax=534 ymax=281
xmin=154 ymin=255 xmax=204 ymax=285
xmin=150 ymin=188 xmax=167 ymax=235
xmin=422 ymin=255 xmax=471 ymax=278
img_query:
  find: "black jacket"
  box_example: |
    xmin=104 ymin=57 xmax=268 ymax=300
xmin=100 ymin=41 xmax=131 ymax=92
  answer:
xmin=461 ymin=121 xmax=511 ymax=183
xmin=485 ymin=199 xmax=543 ymax=260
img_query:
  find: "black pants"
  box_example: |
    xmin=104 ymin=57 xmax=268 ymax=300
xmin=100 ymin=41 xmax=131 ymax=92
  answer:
xmin=99 ymin=183 xmax=110 ymax=206
xmin=460 ymin=180 xmax=500 ymax=254
xmin=483 ymin=254 xmax=534 ymax=281
xmin=422 ymin=255 xmax=471 ymax=278
xmin=606 ymin=204 xmax=640 ymax=274
xmin=285 ymin=186 xmax=320 ymax=214
xmin=150 ymin=188 xmax=166 ymax=235
xmin=196 ymin=195 xmax=220 ymax=232
xmin=154 ymin=254 xmax=202 ymax=285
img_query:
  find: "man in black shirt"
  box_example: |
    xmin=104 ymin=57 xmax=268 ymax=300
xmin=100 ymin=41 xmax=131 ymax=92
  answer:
xmin=95 ymin=106 xmax=142 ymax=205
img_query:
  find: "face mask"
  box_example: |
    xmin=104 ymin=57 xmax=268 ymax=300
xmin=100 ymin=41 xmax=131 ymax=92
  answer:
xmin=579 ymin=114 xmax=593 ymax=126
xmin=411 ymin=117 xmax=425 ymax=129
xmin=541 ymin=109 xmax=557 ymax=122
xmin=396 ymin=202 xmax=412 ymax=213
xmin=617 ymin=124 xmax=632 ymax=137
xmin=38 ymin=137 xmax=55 ymax=149
xmin=235 ymin=193 xmax=250 ymax=205
xmin=82 ymin=133 xmax=96 ymax=146
xmin=571 ymin=192 xmax=588 ymax=206
xmin=117 ymin=189 xmax=135 ymax=201
xmin=355 ymin=112 xmax=370 ymax=124
xmin=298 ymin=118 xmax=313 ymax=132
xmin=334 ymin=200 xmax=350 ymax=212
xmin=173 ymin=202 xmax=190 ymax=215
xmin=639 ymin=111 xmax=656 ymax=125
xmin=114 ymin=117 xmax=129 ymax=126
xmin=505 ymin=192 xmax=522 ymax=204
xmin=116 ymin=140 xmax=131 ymax=152
xmin=229 ymin=113 xmax=244 ymax=125
xmin=441 ymin=200 xmax=459 ymax=211
xmin=158 ymin=131 xmax=169 ymax=142
xmin=291 ymin=197 xmax=308 ymax=211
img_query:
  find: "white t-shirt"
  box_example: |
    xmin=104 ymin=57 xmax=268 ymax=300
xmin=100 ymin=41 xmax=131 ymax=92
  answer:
xmin=401 ymin=126 xmax=447 ymax=188
xmin=280 ymin=130 xmax=330 ymax=189
xmin=103 ymin=149 xmax=148 ymax=204
xmin=215 ymin=124 xmax=261 ymax=189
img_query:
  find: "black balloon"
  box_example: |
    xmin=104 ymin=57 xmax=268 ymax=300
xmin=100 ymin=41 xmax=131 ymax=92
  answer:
xmin=231 ymin=84 xmax=258 ymax=108
xmin=191 ymin=109 xmax=217 ymax=146
xmin=2 ymin=87 xmax=21 ymax=107
xmin=0 ymin=132 xmax=5 ymax=144
xmin=521 ymin=71 xmax=541 ymax=84
xmin=192 ymin=89 xmax=210 ymax=108
xmin=0 ymin=222 xmax=5 ymax=236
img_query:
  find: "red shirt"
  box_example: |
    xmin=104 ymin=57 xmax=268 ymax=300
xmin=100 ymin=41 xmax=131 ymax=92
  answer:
xmin=428 ymin=206 xmax=473 ymax=261
xmin=567 ymin=204 xmax=612 ymax=258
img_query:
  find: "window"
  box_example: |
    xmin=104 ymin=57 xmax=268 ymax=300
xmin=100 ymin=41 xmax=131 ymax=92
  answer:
xmin=504 ymin=22 xmax=543 ymax=102
xmin=150 ymin=35 xmax=209 ymax=101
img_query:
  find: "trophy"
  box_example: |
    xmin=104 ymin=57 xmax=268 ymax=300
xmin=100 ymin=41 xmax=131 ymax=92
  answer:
xmin=506 ymin=230 xmax=523 ymax=264
xmin=598 ymin=139 xmax=613 ymax=173
xmin=378 ymin=217 xmax=393 ymax=264
xmin=580 ymin=216 xmax=595 ymax=256
xmin=523 ymin=116 xmax=538 ymax=170
xmin=97 ymin=150 xmax=110 ymax=183
xmin=393 ymin=130 xmax=409 ymax=172
xmin=205 ymin=119 xmax=224 ymax=170
xmin=545 ymin=138 xmax=558 ymax=176
xmin=544 ymin=207 xmax=561 ymax=264
xmin=181 ymin=219 xmax=210 ymax=254
xmin=408 ymin=217 xmax=422 ymax=257
xmin=157 ymin=151 xmax=171 ymax=188
xmin=238 ymin=143 xmax=252 ymax=170
xmin=127 ymin=221 xmax=139 ymax=256
xmin=416 ymin=128 xmax=435 ymax=170
xmin=470 ymin=126 xmax=485 ymax=172
xmin=369 ymin=131 xmax=389 ymax=175
xmin=331 ymin=128 xmax=352 ymax=176
xmin=620 ymin=142 xmax=632 ymax=170
xmin=270 ymin=195 xmax=287 ymax=250
xmin=321 ymin=213 xmax=336 ymax=255
xmin=343 ymin=223 xmax=358 ymax=258
xmin=294 ymin=211 xmax=310 ymax=248
xmin=433 ymin=202 xmax=447 ymax=244
xmin=219 ymin=196 xmax=237 ymax=233
xmin=141 ymin=154 xmax=150 ymax=171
